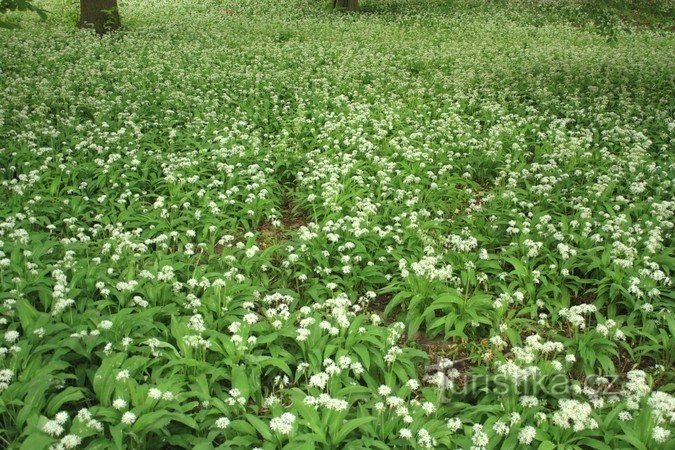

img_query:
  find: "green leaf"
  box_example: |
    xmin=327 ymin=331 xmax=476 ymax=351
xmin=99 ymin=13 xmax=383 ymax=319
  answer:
xmin=537 ymin=441 xmax=557 ymax=450
xmin=576 ymin=438 xmax=612 ymax=450
xmin=245 ymin=413 xmax=272 ymax=441
xmin=260 ymin=357 xmax=292 ymax=377
xmin=16 ymin=298 xmax=41 ymax=332
xmin=132 ymin=410 xmax=173 ymax=435
xmin=92 ymin=353 xmax=125 ymax=406
xmin=334 ymin=416 xmax=376 ymax=444
xmin=232 ymin=364 xmax=250 ymax=399
xmin=46 ymin=387 xmax=85 ymax=416
xmin=613 ymin=435 xmax=647 ymax=450
xmin=110 ymin=424 xmax=124 ymax=450
xmin=20 ymin=434 xmax=54 ymax=450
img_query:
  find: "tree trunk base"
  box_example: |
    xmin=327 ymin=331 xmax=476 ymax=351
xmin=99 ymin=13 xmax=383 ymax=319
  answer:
xmin=79 ymin=0 xmax=121 ymax=35
xmin=333 ymin=0 xmax=359 ymax=12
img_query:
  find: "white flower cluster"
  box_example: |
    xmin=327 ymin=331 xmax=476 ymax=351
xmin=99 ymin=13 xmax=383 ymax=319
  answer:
xmin=269 ymin=413 xmax=296 ymax=435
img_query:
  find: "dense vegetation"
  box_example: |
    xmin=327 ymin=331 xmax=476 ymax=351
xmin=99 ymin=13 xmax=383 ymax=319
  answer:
xmin=0 ymin=0 xmax=674 ymax=448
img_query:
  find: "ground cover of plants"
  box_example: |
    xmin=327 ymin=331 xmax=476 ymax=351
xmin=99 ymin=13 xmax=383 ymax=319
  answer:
xmin=0 ymin=0 xmax=674 ymax=448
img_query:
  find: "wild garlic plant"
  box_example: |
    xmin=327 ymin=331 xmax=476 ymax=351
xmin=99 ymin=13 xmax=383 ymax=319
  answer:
xmin=0 ymin=0 xmax=673 ymax=449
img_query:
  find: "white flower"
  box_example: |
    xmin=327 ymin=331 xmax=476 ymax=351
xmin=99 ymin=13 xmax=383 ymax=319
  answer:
xmin=269 ymin=413 xmax=295 ymax=435
xmin=121 ymin=412 xmax=137 ymax=425
xmin=113 ymin=398 xmax=127 ymax=410
xmin=60 ymin=434 xmax=81 ymax=449
xmin=552 ymin=399 xmax=595 ymax=431
xmin=215 ymin=417 xmax=230 ymax=429
xmin=520 ymin=396 xmax=539 ymax=407
xmin=493 ymin=421 xmax=510 ymax=436
xmin=618 ymin=411 xmax=632 ymax=421
xmin=0 ymin=369 xmax=13 ymax=383
xmin=421 ymin=401 xmax=435 ymax=415
xmin=116 ymin=370 xmax=130 ymax=381
xmin=243 ymin=313 xmax=258 ymax=325
xmin=54 ymin=411 xmax=69 ymax=424
xmin=4 ymin=330 xmax=19 ymax=343
xmin=472 ymin=424 xmax=489 ymax=447
xmin=447 ymin=417 xmax=462 ymax=432
xmin=378 ymin=385 xmax=392 ymax=396
xmin=647 ymin=391 xmax=675 ymax=424
xmin=309 ymin=372 xmax=329 ymax=390
xmin=77 ymin=408 xmax=92 ymax=422
xmin=43 ymin=420 xmax=64 ymax=437
xmin=518 ymin=426 xmax=536 ymax=445
xmin=652 ymin=426 xmax=671 ymax=443
xmin=148 ymin=388 xmax=162 ymax=399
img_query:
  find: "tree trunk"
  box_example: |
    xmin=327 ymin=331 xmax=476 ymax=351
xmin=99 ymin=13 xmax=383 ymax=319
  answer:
xmin=334 ymin=0 xmax=359 ymax=12
xmin=79 ymin=0 xmax=121 ymax=34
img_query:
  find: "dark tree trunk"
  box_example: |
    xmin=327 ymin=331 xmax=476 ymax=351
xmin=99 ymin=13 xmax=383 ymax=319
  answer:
xmin=79 ymin=0 xmax=121 ymax=34
xmin=333 ymin=0 xmax=359 ymax=12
